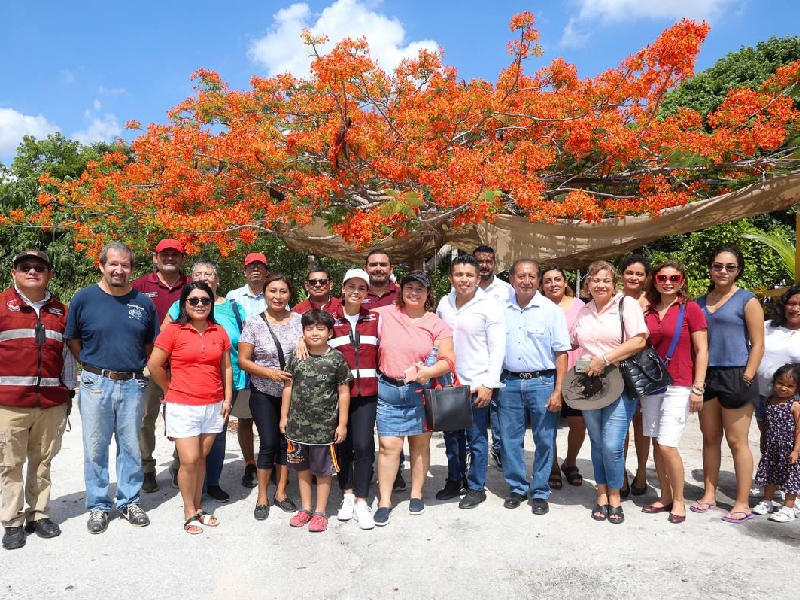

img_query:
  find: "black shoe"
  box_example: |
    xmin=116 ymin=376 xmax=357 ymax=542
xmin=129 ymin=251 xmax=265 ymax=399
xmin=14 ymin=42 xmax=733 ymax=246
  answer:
xmin=459 ymin=489 xmax=487 ymax=509
xmin=206 ymin=485 xmax=230 ymax=503
xmin=435 ymin=478 xmax=466 ymax=500
xmin=2 ymin=526 xmax=25 ymax=550
xmin=87 ymin=510 xmax=109 ymax=534
xmin=273 ymin=496 xmax=297 ymax=513
xmin=393 ymin=470 xmax=406 ymax=492
xmin=24 ymin=518 xmax=61 ymax=539
xmin=120 ymin=503 xmax=150 ymax=527
xmin=142 ymin=472 xmax=159 ymax=493
xmin=503 ymin=492 xmax=526 ymax=509
xmin=531 ymin=498 xmax=550 ymax=516
xmin=254 ymin=504 xmax=269 ymax=521
xmin=490 ymin=448 xmax=503 ymax=471
xmin=242 ymin=464 xmax=257 ymax=488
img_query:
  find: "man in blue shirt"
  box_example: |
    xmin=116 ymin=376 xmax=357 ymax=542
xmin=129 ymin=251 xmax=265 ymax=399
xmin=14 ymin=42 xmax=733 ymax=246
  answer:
xmin=65 ymin=242 xmax=159 ymax=534
xmin=499 ymin=259 xmax=570 ymax=515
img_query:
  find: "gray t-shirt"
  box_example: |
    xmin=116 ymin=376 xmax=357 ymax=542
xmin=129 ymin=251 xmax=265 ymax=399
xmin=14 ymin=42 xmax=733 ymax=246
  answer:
xmin=239 ymin=312 xmax=302 ymax=396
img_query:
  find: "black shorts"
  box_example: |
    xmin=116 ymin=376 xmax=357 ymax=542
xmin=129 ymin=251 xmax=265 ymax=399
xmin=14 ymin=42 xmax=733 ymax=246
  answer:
xmin=561 ymin=403 xmax=583 ymax=418
xmin=703 ymin=366 xmax=758 ymax=410
xmin=287 ymin=441 xmax=339 ymax=477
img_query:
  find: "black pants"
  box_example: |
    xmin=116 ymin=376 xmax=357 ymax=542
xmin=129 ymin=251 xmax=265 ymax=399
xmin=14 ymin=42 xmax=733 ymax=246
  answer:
xmin=337 ymin=396 xmax=377 ymax=498
xmin=250 ymin=389 xmax=286 ymax=470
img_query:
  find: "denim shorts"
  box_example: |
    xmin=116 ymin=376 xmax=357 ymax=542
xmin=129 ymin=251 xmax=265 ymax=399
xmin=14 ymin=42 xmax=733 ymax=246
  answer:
xmin=376 ymin=377 xmax=429 ymax=437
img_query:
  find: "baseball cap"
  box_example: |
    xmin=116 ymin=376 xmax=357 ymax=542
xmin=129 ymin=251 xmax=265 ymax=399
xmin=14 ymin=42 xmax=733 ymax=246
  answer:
xmin=13 ymin=249 xmax=51 ymax=268
xmin=342 ymin=268 xmax=369 ymax=286
xmin=400 ymin=271 xmax=432 ymax=289
xmin=244 ymin=252 xmax=268 ymax=267
xmin=155 ymin=239 xmax=184 ymax=253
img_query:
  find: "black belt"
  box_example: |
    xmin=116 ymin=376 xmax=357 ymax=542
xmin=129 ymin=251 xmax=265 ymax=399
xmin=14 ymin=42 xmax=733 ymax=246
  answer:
xmin=83 ymin=364 xmax=145 ymax=381
xmin=379 ymin=373 xmax=407 ymax=387
xmin=503 ymin=369 xmax=555 ymax=379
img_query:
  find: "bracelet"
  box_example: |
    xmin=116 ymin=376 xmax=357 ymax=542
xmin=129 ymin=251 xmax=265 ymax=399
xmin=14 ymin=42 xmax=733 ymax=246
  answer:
xmin=602 ymin=354 xmax=610 ymax=367
xmin=690 ymin=387 xmax=704 ymax=396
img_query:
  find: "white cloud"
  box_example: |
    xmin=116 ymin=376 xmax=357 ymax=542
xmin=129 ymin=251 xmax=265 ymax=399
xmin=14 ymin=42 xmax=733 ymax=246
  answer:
xmin=0 ymin=108 xmax=60 ymax=155
xmin=60 ymin=69 xmax=75 ymax=85
xmin=248 ymin=0 xmax=439 ymax=77
xmin=559 ymin=17 xmax=591 ymax=49
xmin=72 ymin=113 xmax=121 ymax=145
xmin=98 ymin=85 xmax=128 ymax=95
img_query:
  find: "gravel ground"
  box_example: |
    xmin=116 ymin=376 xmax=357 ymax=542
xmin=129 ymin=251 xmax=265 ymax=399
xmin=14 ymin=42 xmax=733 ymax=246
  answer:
xmin=3 ymin=410 xmax=799 ymax=600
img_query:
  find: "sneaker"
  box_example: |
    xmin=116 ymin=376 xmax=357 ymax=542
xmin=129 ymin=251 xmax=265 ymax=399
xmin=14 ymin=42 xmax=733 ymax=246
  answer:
xmin=752 ymin=500 xmax=775 ymax=515
xmin=490 ymin=448 xmax=503 ymax=471
xmin=393 ymin=470 xmax=406 ymax=492
xmin=169 ymin=464 xmax=179 ymax=489
xmin=290 ymin=510 xmax=312 ymax=528
xmin=2 ymin=526 xmax=25 ymax=550
xmin=435 ymin=478 xmax=466 ymax=500
xmin=253 ymin=504 xmax=269 ymax=521
xmin=338 ymin=494 xmax=356 ymax=521
xmin=206 ymin=485 xmax=230 ymax=503
xmin=24 ymin=518 xmax=61 ymax=539
xmin=353 ymin=501 xmax=375 ymax=530
xmin=120 ymin=503 xmax=150 ymax=527
xmin=769 ymin=505 xmax=796 ymax=523
xmin=459 ymin=488 xmax=487 ymax=509
xmin=242 ymin=463 xmax=257 ymax=489
xmin=409 ymin=498 xmax=425 ymax=515
xmin=87 ymin=510 xmax=109 ymax=534
xmin=142 ymin=472 xmax=159 ymax=493
xmin=374 ymin=507 xmax=391 ymax=527
xmin=308 ymin=513 xmax=328 ymax=532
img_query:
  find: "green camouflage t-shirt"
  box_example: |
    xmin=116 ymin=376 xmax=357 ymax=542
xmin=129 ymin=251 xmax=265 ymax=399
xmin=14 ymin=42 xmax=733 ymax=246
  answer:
xmin=285 ymin=348 xmax=352 ymax=445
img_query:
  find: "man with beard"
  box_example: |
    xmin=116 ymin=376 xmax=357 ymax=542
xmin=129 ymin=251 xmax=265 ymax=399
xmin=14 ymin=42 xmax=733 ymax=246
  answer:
xmin=361 ymin=250 xmax=397 ymax=309
xmin=132 ymin=239 xmax=190 ymax=493
xmin=65 ymin=242 xmax=159 ymax=534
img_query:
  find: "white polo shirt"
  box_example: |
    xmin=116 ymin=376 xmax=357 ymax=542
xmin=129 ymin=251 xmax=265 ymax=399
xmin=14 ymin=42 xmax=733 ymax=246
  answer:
xmin=436 ymin=288 xmax=506 ymax=391
xmin=480 ymin=276 xmax=514 ymax=305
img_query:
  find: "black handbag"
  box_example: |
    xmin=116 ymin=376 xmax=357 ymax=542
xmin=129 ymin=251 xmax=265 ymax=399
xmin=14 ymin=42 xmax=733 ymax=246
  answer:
xmin=618 ymin=297 xmax=680 ymax=399
xmin=422 ymin=356 xmax=474 ymax=432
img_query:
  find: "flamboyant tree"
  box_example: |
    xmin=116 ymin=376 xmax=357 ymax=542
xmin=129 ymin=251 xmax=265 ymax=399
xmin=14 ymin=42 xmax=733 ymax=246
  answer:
xmin=6 ymin=13 xmax=800 ymax=258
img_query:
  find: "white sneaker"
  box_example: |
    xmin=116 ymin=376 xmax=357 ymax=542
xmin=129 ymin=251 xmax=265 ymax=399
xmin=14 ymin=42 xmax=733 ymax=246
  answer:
xmin=769 ymin=506 xmax=796 ymax=523
xmin=353 ymin=501 xmax=375 ymax=530
xmin=752 ymin=500 xmax=775 ymax=515
xmin=337 ymin=494 xmax=355 ymax=521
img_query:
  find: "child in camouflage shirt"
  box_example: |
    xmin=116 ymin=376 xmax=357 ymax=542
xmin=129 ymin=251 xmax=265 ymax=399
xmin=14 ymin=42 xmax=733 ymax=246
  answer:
xmin=280 ymin=309 xmax=352 ymax=532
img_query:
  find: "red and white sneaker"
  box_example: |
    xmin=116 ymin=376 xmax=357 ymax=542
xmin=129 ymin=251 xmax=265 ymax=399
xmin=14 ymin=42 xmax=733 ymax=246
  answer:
xmin=308 ymin=513 xmax=328 ymax=532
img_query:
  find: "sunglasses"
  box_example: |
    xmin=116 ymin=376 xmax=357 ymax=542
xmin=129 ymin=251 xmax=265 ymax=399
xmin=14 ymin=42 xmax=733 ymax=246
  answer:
xmin=187 ymin=297 xmax=212 ymax=306
xmin=307 ymin=279 xmax=329 ymax=286
xmin=655 ymin=274 xmax=683 ymax=284
xmin=16 ymin=263 xmax=48 ymax=273
xmin=711 ymin=263 xmax=738 ymax=273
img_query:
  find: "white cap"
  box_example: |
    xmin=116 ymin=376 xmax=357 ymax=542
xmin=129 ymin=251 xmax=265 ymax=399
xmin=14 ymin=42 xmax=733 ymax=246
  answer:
xmin=342 ymin=268 xmax=369 ymax=286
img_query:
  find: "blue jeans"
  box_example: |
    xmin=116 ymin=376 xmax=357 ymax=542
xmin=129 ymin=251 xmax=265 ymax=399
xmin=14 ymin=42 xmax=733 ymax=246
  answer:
xmin=443 ymin=397 xmax=490 ymax=490
xmin=582 ymin=392 xmax=637 ymax=489
xmin=78 ymin=371 xmax=146 ymax=512
xmin=497 ymin=374 xmax=558 ymax=499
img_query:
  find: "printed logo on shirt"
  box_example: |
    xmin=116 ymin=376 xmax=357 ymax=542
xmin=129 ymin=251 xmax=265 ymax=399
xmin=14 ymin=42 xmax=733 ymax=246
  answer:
xmin=144 ymin=291 xmax=158 ymax=298
xmin=128 ymin=303 xmax=146 ymax=322
xmin=48 ymin=307 xmax=64 ymax=316
xmin=6 ymin=300 xmax=21 ymax=311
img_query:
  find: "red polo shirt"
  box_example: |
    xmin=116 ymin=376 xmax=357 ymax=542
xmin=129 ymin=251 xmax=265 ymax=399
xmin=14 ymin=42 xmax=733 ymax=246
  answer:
xmin=645 ymin=300 xmax=707 ymax=387
xmin=362 ymin=282 xmax=397 ymax=309
xmin=291 ymin=296 xmax=343 ymax=315
xmin=154 ymin=322 xmax=231 ymax=405
xmin=132 ymin=271 xmax=190 ymax=323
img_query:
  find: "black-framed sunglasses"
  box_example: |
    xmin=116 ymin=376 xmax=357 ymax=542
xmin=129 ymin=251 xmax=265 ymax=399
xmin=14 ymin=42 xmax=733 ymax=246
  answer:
xmin=711 ymin=263 xmax=739 ymax=273
xmin=307 ymin=278 xmax=329 ymax=286
xmin=187 ymin=297 xmax=212 ymax=306
xmin=16 ymin=263 xmax=48 ymax=273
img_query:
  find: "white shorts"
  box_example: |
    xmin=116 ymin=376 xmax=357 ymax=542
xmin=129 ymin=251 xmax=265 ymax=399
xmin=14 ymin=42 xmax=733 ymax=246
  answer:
xmin=640 ymin=386 xmax=691 ymax=448
xmin=165 ymin=401 xmax=224 ymax=438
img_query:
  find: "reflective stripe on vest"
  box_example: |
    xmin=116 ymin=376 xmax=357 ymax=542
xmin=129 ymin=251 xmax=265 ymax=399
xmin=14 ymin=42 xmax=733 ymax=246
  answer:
xmin=0 ymin=328 xmax=63 ymax=343
xmin=330 ymin=334 xmax=378 ymax=348
xmin=0 ymin=376 xmax=62 ymax=387
xmin=350 ymin=368 xmax=377 ymax=379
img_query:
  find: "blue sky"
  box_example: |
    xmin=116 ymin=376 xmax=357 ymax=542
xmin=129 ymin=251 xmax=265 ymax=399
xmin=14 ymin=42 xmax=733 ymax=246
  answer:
xmin=1 ymin=0 xmax=798 ymax=164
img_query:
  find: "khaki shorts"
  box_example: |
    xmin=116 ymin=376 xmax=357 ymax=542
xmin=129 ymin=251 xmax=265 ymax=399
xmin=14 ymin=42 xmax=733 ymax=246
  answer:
xmin=230 ymin=388 xmax=252 ymax=420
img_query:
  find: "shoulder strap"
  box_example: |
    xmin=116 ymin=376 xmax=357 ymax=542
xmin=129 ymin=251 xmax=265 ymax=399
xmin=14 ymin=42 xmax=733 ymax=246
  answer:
xmin=230 ymin=300 xmax=245 ymax=333
xmin=619 ymin=296 xmax=626 ymax=343
xmin=260 ymin=313 xmax=286 ymax=371
xmin=664 ymin=303 xmax=686 ymax=363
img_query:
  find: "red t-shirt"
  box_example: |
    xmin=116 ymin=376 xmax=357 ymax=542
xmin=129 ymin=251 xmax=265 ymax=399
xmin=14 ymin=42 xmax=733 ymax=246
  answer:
xmin=645 ymin=300 xmax=707 ymax=387
xmin=291 ymin=296 xmax=343 ymax=315
xmin=154 ymin=322 xmax=231 ymax=405
xmin=362 ymin=283 xmax=398 ymax=309
xmin=132 ymin=271 xmax=190 ymax=323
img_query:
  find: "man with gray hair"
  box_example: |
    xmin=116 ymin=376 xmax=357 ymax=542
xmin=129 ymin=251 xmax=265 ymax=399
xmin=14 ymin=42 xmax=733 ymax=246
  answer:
xmin=65 ymin=242 xmax=159 ymax=534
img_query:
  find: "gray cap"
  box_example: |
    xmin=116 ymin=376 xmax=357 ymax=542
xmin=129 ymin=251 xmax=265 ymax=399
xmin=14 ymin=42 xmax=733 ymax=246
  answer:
xmin=12 ymin=249 xmax=51 ymax=268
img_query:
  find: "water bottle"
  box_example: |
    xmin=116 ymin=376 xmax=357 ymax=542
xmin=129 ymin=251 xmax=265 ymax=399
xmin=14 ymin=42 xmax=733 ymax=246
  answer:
xmin=424 ymin=346 xmax=453 ymax=385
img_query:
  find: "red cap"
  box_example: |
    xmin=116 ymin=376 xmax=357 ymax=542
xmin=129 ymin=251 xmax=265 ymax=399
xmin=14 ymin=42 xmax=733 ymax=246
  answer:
xmin=244 ymin=252 xmax=268 ymax=266
xmin=155 ymin=239 xmax=184 ymax=253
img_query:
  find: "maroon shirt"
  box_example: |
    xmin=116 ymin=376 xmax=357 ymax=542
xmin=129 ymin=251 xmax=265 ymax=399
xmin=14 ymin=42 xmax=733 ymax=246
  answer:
xmin=291 ymin=296 xmax=343 ymax=315
xmin=132 ymin=271 xmax=191 ymax=323
xmin=645 ymin=300 xmax=707 ymax=387
xmin=362 ymin=282 xmax=397 ymax=309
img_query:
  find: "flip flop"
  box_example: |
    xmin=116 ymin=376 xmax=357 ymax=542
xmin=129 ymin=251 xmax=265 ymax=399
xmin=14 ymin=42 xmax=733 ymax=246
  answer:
xmin=689 ymin=501 xmax=716 ymax=513
xmin=722 ymin=511 xmax=755 ymax=524
xmin=196 ymin=511 xmax=220 ymax=527
xmin=184 ymin=515 xmax=202 ymax=535
xmin=549 ymin=470 xmax=563 ymax=490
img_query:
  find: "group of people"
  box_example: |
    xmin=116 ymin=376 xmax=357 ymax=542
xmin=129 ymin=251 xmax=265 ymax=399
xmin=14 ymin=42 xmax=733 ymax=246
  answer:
xmin=2 ymin=239 xmax=799 ymax=548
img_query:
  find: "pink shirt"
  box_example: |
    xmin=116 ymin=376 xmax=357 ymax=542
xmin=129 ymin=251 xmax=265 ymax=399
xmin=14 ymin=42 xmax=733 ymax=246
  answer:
xmin=571 ymin=292 xmax=648 ymax=361
xmin=562 ymin=297 xmax=586 ymax=370
xmin=375 ymin=305 xmax=452 ymax=378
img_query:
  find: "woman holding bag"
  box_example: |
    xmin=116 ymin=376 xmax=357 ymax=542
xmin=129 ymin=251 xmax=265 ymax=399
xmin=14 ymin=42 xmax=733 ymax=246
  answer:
xmin=640 ymin=262 xmax=708 ymax=524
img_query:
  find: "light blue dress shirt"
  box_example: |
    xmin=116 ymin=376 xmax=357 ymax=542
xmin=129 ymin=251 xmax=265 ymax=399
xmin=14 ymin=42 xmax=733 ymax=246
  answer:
xmin=503 ymin=291 xmax=571 ymax=372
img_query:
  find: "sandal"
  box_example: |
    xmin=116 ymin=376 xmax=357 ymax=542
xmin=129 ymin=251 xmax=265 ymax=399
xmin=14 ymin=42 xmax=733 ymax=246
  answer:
xmin=608 ymin=505 xmax=625 ymax=524
xmin=689 ymin=501 xmax=716 ymax=514
xmin=591 ymin=504 xmax=609 ymax=521
xmin=561 ymin=464 xmax=583 ymax=486
xmin=196 ymin=511 xmax=219 ymax=527
xmin=549 ymin=469 xmax=563 ymax=490
xmin=183 ymin=515 xmax=202 ymax=535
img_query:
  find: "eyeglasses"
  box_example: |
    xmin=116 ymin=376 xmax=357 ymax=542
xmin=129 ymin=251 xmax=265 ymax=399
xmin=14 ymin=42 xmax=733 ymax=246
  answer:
xmin=711 ymin=263 xmax=739 ymax=273
xmin=307 ymin=279 xmax=329 ymax=287
xmin=16 ymin=263 xmax=48 ymax=273
xmin=187 ymin=297 xmax=212 ymax=306
xmin=656 ymin=274 xmax=683 ymax=284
